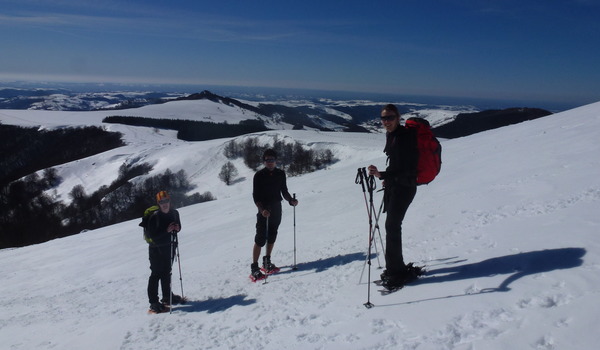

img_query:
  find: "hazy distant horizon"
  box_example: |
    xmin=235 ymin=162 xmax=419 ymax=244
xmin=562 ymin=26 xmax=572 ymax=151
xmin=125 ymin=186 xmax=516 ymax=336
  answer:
xmin=0 ymin=80 xmax=580 ymax=112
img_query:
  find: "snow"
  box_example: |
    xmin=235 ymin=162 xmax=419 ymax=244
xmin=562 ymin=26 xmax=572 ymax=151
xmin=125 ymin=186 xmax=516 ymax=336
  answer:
xmin=1 ymin=100 xmax=600 ymax=349
xmin=403 ymin=109 xmax=467 ymax=128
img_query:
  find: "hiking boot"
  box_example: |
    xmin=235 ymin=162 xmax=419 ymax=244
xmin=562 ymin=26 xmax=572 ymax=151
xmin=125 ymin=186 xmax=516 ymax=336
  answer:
xmin=404 ymin=263 xmax=424 ymax=281
xmin=381 ymin=271 xmax=410 ymax=290
xmin=161 ymin=294 xmax=185 ymax=306
xmin=382 ymin=263 xmax=424 ymax=290
xmin=381 ymin=266 xmax=406 ymax=283
xmin=380 ymin=269 xmax=390 ymax=282
xmin=262 ymin=255 xmax=280 ymax=274
xmin=251 ymin=262 xmax=266 ymax=281
xmin=149 ymin=302 xmax=167 ymax=314
xmin=381 ymin=278 xmax=404 ymax=291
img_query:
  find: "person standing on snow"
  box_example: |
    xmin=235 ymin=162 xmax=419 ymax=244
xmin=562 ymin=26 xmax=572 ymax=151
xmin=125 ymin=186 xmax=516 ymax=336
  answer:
xmin=250 ymin=149 xmax=299 ymax=281
xmin=145 ymin=191 xmax=184 ymax=313
xmin=368 ymin=104 xmax=422 ymax=290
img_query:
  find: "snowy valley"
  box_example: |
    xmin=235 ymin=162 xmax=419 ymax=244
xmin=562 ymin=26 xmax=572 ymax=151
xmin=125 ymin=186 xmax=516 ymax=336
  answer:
xmin=0 ymin=98 xmax=599 ymax=350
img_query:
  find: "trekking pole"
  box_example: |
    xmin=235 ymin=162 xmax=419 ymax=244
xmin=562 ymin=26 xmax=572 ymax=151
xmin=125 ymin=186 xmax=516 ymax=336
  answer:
xmin=363 ymin=168 xmax=378 ymax=251
xmin=355 ymin=167 xmax=374 ymax=247
xmin=355 ymin=168 xmax=371 ymax=222
xmin=363 ymin=167 xmax=376 ymax=308
xmin=169 ymin=232 xmax=175 ymax=314
xmin=357 ymin=168 xmax=379 ymax=283
xmin=175 ymin=234 xmax=184 ymax=299
xmin=362 ymin=192 xmax=385 ymax=272
xmin=263 ymin=216 xmax=269 ymax=284
xmin=364 ymin=227 xmax=375 ymax=309
xmin=372 ymin=192 xmax=385 ymax=268
xmin=292 ymin=193 xmax=298 ymax=271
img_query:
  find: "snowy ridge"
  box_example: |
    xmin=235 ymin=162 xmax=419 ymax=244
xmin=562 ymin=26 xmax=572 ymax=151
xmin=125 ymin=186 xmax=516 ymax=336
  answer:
xmin=403 ymin=109 xmax=467 ymax=128
xmin=1 ymin=101 xmax=599 ymax=349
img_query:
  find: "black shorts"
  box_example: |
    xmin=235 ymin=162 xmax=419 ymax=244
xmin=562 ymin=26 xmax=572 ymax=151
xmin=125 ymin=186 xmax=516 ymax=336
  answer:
xmin=254 ymin=202 xmax=282 ymax=246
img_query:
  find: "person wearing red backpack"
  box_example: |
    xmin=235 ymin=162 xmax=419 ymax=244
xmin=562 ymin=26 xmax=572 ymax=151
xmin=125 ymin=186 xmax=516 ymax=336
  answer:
xmin=368 ymin=104 xmax=423 ymax=290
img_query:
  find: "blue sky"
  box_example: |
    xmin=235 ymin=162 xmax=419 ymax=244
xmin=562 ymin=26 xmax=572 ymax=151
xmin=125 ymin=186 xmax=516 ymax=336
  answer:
xmin=1 ymin=0 xmax=599 ymax=106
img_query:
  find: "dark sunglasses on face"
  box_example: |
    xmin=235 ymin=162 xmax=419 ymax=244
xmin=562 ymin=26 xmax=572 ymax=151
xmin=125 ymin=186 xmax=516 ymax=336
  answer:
xmin=158 ymin=199 xmax=170 ymax=205
xmin=264 ymin=158 xmax=276 ymax=163
xmin=381 ymin=115 xmax=397 ymax=122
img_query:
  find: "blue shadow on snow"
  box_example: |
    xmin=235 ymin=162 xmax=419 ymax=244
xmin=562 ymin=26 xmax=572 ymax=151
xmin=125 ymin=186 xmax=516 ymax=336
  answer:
xmin=177 ymin=294 xmax=256 ymax=314
xmin=278 ymin=252 xmax=366 ymax=275
xmin=415 ymin=247 xmax=586 ymax=292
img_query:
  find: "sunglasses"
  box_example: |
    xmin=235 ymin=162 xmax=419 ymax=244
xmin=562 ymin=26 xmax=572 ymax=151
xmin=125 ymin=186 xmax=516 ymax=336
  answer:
xmin=380 ymin=115 xmax=397 ymax=122
xmin=158 ymin=199 xmax=170 ymax=205
xmin=264 ymin=158 xmax=276 ymax=163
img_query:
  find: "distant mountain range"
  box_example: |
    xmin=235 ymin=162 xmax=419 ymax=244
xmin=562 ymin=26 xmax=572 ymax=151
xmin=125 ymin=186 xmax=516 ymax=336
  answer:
xmin=0 ymin=87 xmax=181 ymax=111
xmin=0 ymin=87 xmax=552 ymax=137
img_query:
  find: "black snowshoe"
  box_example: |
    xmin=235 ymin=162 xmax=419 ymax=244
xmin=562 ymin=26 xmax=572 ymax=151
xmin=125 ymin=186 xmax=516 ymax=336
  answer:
xmin=380 ymin=263 xmax=424 ymax=292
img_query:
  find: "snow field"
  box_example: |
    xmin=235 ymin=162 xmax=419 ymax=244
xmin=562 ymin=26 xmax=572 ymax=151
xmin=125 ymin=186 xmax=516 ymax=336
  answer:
xmin=1 ymin=100 xmax=599 ymax=349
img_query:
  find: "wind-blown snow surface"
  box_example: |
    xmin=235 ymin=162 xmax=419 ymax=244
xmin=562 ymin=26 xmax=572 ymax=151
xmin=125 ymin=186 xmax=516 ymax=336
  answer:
xmin=1 ymin=101 xmax=600 ymax=349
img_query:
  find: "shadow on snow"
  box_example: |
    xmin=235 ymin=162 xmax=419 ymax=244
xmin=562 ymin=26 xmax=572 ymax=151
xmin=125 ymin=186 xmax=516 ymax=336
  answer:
xmin=178 ymin=294 xmax=257 ymax=313
xmin=416 ymin=247 xmax=586 ymax=292
xmin=278 ymin=251 xmax=366 ymax=275
xmin=177 ymin=253 xmax=366 ymax=312
xmin=376 ymin=247 xmax=587 ymax=307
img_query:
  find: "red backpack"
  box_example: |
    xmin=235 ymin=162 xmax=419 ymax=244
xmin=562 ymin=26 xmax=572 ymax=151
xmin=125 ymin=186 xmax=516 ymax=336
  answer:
xmin=405 ymin=117 xmax=442 ymax=185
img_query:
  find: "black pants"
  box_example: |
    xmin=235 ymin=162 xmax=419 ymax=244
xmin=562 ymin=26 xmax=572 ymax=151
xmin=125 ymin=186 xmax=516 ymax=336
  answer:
xmin=384 ymin=185 xmax=417 ymax=276
xmin=254 ymin=202 xmax=282 ymax=247
xmin=147 ymin=244 xmax=174 ymax=304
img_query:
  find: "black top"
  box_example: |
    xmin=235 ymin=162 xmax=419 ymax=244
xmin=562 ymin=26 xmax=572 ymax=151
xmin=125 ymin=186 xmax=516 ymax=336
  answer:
xmin=146 ymin=209 xmax=181 ymax=247
xmin=253 ymin=167 xmax=292 ymax=210
xmin=379 ymin=126 xmax=418 ymax=187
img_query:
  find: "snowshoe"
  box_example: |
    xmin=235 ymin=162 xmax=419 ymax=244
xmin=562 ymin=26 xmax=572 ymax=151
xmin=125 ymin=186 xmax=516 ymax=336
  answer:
xmin=380 ymin=269 xmax=390 ymax=282
xmin=250 ymin=262 xmax=266 ymax=282
xmin=148 ymin=302 xmax=168 ymax=314
xmin=381 ymin=278 xmax=405 ymax=291
xmin=380 ymin=263 xmax=425 ymax=292
xmin=405 ymin=263 xmax=425 ymax=280
xmin=261 ymin=256 xmax=280 ymax=274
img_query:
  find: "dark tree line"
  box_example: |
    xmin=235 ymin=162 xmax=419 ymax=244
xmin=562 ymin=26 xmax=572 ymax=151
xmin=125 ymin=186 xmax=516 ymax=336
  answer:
xmin=432 ymin=108 xmax=552 ymax=139
xmin=0 ymin=123 xmax=125 ymax=185
xmin=0 ymin=163 xmax=215 ymax=248
xmin=103 ymin=116 xmax=268 ymax=141
xmin=0 ymin=169 xmax=65 ymax=247
xmin=223 ymin=136 xmax=336 ymax=176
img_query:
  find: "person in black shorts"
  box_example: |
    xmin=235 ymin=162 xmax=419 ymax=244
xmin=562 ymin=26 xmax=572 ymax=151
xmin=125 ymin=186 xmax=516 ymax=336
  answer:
xmin=250 ymin=149 xmax=298 ymax=280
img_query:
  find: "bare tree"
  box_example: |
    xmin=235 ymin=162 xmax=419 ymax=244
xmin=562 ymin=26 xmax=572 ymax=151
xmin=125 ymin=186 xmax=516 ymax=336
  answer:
xmin=219 ymin=161 xmax=239 ymax=185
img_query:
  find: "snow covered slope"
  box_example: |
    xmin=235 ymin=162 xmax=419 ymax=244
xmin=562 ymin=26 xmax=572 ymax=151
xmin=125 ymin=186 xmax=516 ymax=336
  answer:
xmin=0 ymin=101 xmax=599 ymax=349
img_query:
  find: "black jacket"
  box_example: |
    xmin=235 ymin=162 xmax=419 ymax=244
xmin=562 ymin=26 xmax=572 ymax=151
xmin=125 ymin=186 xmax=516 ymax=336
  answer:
xmin=380 ymin=125 xmax=418 ymax=187
xmin=146 ymin=209 xmax=181 ymax=247
xmin=253 ymin=167 xmax=292 ymax=211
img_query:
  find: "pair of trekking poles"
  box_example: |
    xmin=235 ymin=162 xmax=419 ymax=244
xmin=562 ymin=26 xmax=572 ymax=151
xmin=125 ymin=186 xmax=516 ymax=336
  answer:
xmin=169 ymin=232 xmax=184 ymax=314
xmin=355 ymin=167 xmax=386 ymax=309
